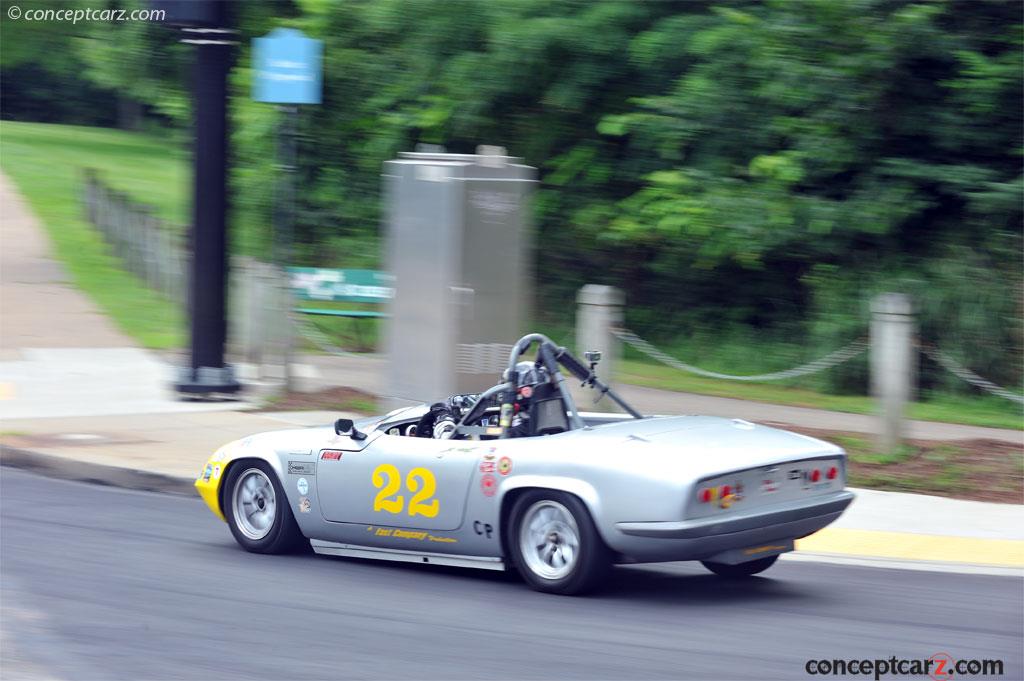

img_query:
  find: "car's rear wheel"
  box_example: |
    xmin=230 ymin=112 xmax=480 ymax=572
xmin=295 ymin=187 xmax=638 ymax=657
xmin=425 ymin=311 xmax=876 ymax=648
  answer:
xmin=224 ymin=461 xmax=306 ymax=554
xmin=701 ymin=555 xmax=779 ymax=577
xmin=508 ymin=491 xmax=610 ymax=595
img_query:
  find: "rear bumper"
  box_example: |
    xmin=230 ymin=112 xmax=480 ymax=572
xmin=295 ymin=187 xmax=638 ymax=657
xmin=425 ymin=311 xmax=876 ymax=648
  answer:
xmin=610 ymin=491 xmax=854 ymax=563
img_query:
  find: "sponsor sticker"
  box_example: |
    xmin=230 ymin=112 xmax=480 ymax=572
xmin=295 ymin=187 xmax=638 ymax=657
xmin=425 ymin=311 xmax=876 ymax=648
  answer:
xmin=372 ymin=527 xmax=458 ymax=543
xmin=497 ymin=456 xmax=512 ymax=476
xmin=288 ymin=461 xmax=315 ymax=475
xmin=298 ymin=497 xmax=311 ymax=513
xmin=479 ymin=461 xmax=496 ymax=474
xmin=480 ymin=473 xmax=497 ymax=497
xmin=296 ymin=477 xmax=309 ymax=495
xmin=321 ymin=450 xmax=343 ymax=461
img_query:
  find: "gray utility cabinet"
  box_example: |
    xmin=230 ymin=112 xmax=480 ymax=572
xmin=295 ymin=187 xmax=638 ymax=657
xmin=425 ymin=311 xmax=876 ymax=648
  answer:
xmin=382 ymin=149 xmax=537 ymax=407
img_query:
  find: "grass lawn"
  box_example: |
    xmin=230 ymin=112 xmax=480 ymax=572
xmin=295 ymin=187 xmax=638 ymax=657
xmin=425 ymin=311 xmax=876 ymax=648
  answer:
xmin=1 ymin=121 xmax=187 ymax=348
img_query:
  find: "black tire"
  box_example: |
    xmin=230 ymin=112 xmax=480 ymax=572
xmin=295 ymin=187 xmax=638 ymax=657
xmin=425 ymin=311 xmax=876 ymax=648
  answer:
xmin=701 ymin=555 xmax=779 ymax=578
xmin=508 ymin=490 xmax=611 ymax=595
xmin=223 ymin=460 xmax=307 ymax=554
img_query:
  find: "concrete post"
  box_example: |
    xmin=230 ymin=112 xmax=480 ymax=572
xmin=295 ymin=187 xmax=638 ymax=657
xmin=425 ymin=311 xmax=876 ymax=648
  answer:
xmin=575 ymin=285 xmax=624 ymax=412
xmin=870 ymin=293 xmax=915 ymax=453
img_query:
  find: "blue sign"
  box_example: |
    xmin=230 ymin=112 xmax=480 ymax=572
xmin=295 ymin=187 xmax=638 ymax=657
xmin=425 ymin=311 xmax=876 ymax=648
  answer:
xmin=252 ymin=28 xmax=322 ymax=104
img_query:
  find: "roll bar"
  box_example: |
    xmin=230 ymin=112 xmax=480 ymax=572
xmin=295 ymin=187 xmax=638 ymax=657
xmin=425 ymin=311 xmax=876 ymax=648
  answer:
xmin=494 ymin=333 xmax=643 ymax=439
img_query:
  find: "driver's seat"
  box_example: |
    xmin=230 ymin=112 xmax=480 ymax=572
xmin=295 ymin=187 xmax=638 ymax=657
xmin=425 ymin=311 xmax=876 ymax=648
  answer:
xmin=528 ymin=383 xmax=570 ymax=436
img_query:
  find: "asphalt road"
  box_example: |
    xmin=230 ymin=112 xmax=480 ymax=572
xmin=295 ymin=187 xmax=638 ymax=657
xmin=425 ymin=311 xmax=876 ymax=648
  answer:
xmin=1 ymin=469 xmax=1021 ymax=681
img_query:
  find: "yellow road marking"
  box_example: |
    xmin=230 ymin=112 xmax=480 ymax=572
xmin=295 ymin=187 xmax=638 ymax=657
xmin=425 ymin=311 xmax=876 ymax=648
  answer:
xmin=797 ymin=528 xmax=1024 ymax=567
xmin=0 ymin=383 xmax=13 ymax=400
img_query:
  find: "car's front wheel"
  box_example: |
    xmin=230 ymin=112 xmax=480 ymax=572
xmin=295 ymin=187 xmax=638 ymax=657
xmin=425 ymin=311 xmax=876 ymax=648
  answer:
xmin=224 ymin=461 xmax=306 ymax=554
xmin=701 ymin=555 xmax=779 ymax=577
xmin=508 ymin=491 xmax=611 ymax=595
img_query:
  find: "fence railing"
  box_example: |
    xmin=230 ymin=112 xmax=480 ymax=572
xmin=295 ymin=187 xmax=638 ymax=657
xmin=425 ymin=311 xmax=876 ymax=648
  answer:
xmin=82 ymin=169 xmax=190 ymax=307
xmin=81 ymin=171 xmax=293 ymax=375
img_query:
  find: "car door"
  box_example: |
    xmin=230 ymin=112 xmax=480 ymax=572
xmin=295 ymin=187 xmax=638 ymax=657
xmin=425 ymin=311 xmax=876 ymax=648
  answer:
xmin=316 ymin=434 xmax=478 ymax=531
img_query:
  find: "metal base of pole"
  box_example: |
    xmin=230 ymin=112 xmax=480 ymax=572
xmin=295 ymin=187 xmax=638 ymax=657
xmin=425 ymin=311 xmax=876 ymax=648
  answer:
xmin=174 ymin=365 xmax=241 ymax=395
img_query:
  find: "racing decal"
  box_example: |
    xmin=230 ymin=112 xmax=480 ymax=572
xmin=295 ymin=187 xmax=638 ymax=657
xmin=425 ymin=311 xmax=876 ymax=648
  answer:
xmin=480 ymin=473 xmax=497 ymax=497
xmin=321 ymin=450 xmax=343 ymax=461
xmin=371 ymin=464 xmax=440 ymax=518
xmin=298 ymin=497 xmax=311 ymax=513
xmin=297 ymin=477 xmax=309 ymax=495
xmin=288 ymin=461 xmax=315 ymax=475
xmin=371 ymin=527 xmax=458 ymax=544
xmin=473 ymin=521 xmax=494 ymax=538
xmin=497 ymin=456 xmax=512 ymax=476
xmin=479 ymin=460 xmax=496 ymax=474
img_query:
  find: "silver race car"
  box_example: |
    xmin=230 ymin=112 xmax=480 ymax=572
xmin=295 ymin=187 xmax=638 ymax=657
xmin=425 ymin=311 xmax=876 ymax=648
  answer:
xmin=197 ymin=333 xmax=854 ymax=594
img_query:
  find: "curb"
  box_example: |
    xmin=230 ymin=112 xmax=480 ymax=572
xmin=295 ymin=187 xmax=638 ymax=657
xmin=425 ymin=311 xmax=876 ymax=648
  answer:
xmin=0 ymin=444 xmax=196 ymax=496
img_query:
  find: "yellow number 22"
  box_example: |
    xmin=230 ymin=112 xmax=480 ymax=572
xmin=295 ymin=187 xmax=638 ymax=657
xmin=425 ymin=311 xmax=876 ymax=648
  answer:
xmin=372 ymin=464 xmax=404 ymax=514
xmin=371 ymin=464 xmax=440 ymax=518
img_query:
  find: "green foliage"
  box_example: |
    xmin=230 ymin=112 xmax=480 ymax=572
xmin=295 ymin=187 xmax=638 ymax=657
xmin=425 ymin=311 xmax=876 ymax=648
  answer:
xmin=2 ymin=0 xmax=1021 ymax=398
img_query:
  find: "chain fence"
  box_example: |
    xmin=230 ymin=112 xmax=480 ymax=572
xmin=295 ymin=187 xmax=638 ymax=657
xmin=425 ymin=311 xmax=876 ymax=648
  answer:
xmin=920 ymin=344 xmax=1024 ymax=405
xmin=612 ymin=328 xmax=867 ymax=382
xmin=612 ymin=327 xmax=1024 ymax=405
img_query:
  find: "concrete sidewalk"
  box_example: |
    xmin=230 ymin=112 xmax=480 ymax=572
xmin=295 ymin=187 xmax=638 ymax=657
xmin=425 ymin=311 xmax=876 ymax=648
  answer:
xmin=1 ymin=408 xmax=1021 ymax=574
xmin=0 ymin=172 xmax=133 ymax=351
xmin=0 ymin=171 xmax=259 ymax=420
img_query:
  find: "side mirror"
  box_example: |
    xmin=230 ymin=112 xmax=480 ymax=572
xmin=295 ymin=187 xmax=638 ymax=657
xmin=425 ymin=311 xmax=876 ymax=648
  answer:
xmin=334 ymin=418 xmax=367 ymax=441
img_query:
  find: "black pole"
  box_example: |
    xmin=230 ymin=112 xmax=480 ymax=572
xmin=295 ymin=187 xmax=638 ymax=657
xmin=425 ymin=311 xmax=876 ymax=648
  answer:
xmin=175 ymin=15 xmax=240 ymax=395
xmin=274 ymin=105 xmax=298 ymax=392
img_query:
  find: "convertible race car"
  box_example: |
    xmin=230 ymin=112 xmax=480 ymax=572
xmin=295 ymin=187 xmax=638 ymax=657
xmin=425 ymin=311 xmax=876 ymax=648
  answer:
xmin=196 ymin=333 xmax=854 ymax=594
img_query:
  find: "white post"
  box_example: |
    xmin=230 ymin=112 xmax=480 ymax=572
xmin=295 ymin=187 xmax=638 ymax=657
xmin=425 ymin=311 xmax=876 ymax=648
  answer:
xmin=575 ymin=285 xmax=624 ymax=412
xmin=870 ymin=293 xmax=915 ymax=453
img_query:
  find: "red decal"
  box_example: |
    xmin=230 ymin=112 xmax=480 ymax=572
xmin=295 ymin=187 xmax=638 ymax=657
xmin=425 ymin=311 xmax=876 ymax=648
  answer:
xmin=479 ymin=461 xmax=496 ymax=473
xmin=321 ymin=450 xmax=343 ymax=460
xmin=497 ymin=456 xmax=512 ymax=476
xmin=480 ymin=473 xmax=497 ymax=497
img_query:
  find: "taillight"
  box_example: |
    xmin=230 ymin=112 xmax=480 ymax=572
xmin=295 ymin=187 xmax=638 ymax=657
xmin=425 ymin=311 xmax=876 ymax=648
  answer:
xmin=721 ymin=485 xmax=732 ymax=498
xmin=827 ymin=466 xmax=838 ymax=480
xmin=699 ymin=488 xmax=713 ymax=503
xmin=810 ymin=469 xmax=821 ymax=483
